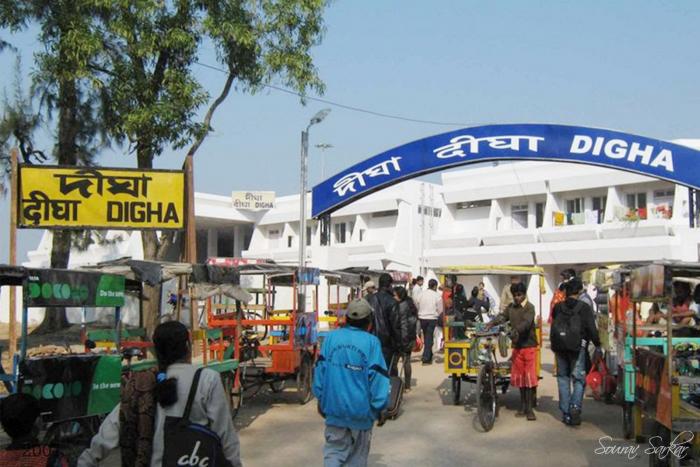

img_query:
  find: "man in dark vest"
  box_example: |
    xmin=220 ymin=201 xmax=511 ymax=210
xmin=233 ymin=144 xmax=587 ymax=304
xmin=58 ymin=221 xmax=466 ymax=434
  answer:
xmin=366 ymin=273 xmax=400 ymax=368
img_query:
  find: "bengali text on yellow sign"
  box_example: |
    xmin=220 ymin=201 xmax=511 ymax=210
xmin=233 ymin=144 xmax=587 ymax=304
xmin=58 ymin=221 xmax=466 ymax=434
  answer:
xmin=18 ymin=166 xmax=185 ymax=229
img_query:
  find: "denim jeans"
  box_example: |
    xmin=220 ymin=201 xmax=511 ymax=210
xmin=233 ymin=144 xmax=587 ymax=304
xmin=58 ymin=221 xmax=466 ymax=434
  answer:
xmin=420 ymin=319 xmax=437 ymax=363
xmin=556 ymin=349 xmax=587 ymax=415
xmin=323 ymin=425 xmax=372 ymax=467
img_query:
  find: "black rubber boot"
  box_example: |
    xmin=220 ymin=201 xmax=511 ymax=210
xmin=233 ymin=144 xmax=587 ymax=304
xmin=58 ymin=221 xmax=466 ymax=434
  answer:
xmin=526 ymin=388 xmax=537 ymax=421
xmin=515 ymin=388 xmax=526 ymax=417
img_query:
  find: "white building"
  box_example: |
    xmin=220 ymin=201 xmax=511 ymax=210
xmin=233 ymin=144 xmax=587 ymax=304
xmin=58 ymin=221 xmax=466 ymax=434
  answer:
xmin=7 ymin=141 xmax=700 ymax=323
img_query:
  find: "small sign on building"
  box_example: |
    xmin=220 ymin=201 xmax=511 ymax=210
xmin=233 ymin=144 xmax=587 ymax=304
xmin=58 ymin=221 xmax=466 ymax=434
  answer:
xmin=232 ymin=191 xmax=275 ymax=210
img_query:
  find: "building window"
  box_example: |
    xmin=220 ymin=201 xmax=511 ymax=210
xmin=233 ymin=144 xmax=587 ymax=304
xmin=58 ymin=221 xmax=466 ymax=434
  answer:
xmin=566 ymin=198 xmax=584 ymax=225
xmin=456 ymin=200 xmax=490 ymax=210
xmin=626 ymin=192 xmax=648 ymax=219
xmin=287 ymin=236 xmax=293 ymax=248
xmin=653 ymin=188 xmax=674 ymax=219
xmin=535 ymin=202 xmax=545 ymax=228
xmin=306 ymin=226 xmax=313 ymax=246
xmin=566 ymin=198 xmax=583 ymax=214
xmin=372 ymin=210 xmax=399 ymax=218
xmin=592 ymin=196 xmax=607 ymax=224
xmin=511 ymin=203 xmax=528 ymax=229
xmin=268 ymin=229 xmax=281 ymax=249
xmin=654 ymin=188 xmax=674 ymax=200
xmin=359 ymin=229 xmax=366 ymax=242
xmin=334 ymin=223 xmax=347 ymax=244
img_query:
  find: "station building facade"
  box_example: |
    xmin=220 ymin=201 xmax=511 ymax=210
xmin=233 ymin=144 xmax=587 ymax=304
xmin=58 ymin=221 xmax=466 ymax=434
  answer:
xmin=10 ymin=140 xmax=700 ymax=323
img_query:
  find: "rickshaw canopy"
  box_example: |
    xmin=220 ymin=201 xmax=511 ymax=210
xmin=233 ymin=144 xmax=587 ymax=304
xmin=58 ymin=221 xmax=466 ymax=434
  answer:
xmin=434 ymin=265 xmax=545 ymax=277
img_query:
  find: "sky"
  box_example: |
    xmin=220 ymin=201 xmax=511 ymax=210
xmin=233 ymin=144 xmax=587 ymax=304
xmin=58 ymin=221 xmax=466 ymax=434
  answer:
xmin=1 ymin=0 xmax=700 ymax=263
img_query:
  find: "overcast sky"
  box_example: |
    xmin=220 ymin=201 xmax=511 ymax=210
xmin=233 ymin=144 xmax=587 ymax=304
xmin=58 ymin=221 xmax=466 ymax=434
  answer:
xmin=2 ymin=0 xmax=700 ymax=262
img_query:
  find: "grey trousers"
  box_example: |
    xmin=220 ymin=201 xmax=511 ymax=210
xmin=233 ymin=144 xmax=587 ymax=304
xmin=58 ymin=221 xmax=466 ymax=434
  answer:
xmin=323 ymin=425 xmax=372 ymax=467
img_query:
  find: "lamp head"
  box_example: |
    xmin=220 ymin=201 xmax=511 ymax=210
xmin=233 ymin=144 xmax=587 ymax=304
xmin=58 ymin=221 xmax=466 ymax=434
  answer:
xmin=309 ymin=108 xmax=331 ymax=126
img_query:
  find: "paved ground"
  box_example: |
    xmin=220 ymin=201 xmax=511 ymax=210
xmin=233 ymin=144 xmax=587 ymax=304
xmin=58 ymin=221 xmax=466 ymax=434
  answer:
xmin=235 ymin=350 xmax=648 ymax=467
xmin=0 ymin=350 xmax=656 ymax=466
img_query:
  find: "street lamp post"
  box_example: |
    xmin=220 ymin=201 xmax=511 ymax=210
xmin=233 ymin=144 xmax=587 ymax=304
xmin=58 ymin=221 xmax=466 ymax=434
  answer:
xmin=299 ymin=109 xmax=331 ymax=312
xmin=315 ymin=143 xmax=333 ymax=182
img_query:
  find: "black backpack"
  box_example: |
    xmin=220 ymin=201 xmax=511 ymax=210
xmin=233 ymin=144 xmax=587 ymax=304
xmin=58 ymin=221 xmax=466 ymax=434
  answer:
xmin=550 ymin=301 xmax=584 ymax=352
xmin=162 ymin=368 xmax=233 ymax=467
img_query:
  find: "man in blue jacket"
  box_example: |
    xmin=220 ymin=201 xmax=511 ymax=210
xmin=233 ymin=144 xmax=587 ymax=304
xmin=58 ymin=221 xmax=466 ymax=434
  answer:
xmin=313 ymin=298 xmax=390 ymax=467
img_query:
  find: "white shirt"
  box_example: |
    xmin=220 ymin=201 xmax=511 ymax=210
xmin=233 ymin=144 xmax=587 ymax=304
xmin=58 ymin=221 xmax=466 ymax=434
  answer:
xmin=78 ymin=364 xmax=241 ymax=467
xmin=417 ymin=288 xmax=443 ymax=320
xmin=412 ymin=284 xmax=424 ymax=304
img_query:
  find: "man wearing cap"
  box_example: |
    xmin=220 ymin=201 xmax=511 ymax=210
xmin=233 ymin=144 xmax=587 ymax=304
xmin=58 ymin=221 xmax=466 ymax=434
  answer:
xmin=363 ymin=280 xmax=376 ymax=297
xmin=313 ymin=299 xmax=390 ymax=467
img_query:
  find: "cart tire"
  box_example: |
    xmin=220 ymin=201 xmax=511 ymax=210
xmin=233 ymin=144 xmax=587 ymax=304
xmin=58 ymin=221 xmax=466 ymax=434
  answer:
xmin=477 ymin=364 xmax=497 ymax=432
xmin=222 ymin=371 xmax=242 ymax=418
xmin=622 ymin=402 xmax=633 ymax=440
xmin=648 ymin=423 xmax=671 ymax=467
xmin=231 ymin=387 xmax=242 ymax=418
xmin=44 ymin=416 xmax=100 ymax=463
xmin=452 ymin=375 xmax=461 ymax=405
xmin=297 ymin=352 xmax=314 ymax=405
xmin=270 ymin=379 xmax=286 ymax=393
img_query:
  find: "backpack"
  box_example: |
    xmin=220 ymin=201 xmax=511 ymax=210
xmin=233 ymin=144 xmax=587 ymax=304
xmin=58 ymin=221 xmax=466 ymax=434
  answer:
xmin=162 ymin=368 xmax=233 ymax=467
xmin=550 ymin=301 xmax=584 ymax=352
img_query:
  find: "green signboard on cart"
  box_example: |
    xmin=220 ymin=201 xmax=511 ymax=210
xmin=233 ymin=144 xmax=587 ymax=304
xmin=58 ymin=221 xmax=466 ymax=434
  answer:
xmin=23 ymin=269 xmax=125 ymax=308
xmin=19 ymin=355 xmax=121 ymax=422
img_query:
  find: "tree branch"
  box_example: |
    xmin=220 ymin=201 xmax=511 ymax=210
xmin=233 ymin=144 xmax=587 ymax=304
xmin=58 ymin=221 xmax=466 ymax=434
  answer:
xmin=151 ymin=49 xmax=169 ymax=94
xmin=186 ymin=69 xmax=235 ymax=158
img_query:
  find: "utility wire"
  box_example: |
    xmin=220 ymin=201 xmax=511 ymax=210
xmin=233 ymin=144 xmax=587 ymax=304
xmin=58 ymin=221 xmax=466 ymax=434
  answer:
xmin=194 ymin=61 xmax=485 ymax=127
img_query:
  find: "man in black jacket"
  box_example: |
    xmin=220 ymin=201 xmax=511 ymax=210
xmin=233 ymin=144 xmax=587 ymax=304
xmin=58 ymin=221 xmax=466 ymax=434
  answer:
xmin=367 ymin=273 xmax=400 ymax=369
xmin=551 ymin=277 xmax=602 ymax=426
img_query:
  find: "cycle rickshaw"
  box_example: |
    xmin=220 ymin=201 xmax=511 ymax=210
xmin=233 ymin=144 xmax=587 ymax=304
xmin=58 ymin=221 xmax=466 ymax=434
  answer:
xmin=435 ymin=265 xmax=545 ymax=431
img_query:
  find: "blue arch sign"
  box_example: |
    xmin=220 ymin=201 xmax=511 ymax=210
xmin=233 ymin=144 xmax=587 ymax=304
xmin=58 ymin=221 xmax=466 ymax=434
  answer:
xmin=311 ymin=124 xmax=700 ymax=218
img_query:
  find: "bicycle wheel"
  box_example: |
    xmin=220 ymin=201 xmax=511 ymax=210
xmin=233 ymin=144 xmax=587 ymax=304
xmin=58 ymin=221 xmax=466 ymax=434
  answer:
xmin=297 ymin=352 xmax=314 ymax=404
xmin=452 ymin=374 xmax=461 ymax=405
xmin=622 ymin=402 xmax=633 ymax=440
xmin=477 ymin=364 xmax=497 ymax=432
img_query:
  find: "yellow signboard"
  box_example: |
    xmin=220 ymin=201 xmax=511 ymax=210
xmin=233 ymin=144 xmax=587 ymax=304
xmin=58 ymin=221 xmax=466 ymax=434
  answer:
xmin=18 ymin=166 xmax=185 ymax=229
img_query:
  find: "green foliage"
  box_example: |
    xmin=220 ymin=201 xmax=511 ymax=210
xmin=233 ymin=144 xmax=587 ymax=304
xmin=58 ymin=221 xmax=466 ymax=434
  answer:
xmin=0 ymin=56 xmax=44 ymax=194
xmin=91 ymin=0 xmax=328 ymax=163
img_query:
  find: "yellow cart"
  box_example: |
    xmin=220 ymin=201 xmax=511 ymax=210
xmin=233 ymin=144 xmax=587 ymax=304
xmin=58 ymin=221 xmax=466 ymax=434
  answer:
xmin=435 ymin=265 xmax=546 ymax=431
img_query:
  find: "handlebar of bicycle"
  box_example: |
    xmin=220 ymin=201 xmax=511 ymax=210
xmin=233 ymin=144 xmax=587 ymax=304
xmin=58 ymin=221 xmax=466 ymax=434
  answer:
xmin=472 ymin=325 xmax=506 ymax=337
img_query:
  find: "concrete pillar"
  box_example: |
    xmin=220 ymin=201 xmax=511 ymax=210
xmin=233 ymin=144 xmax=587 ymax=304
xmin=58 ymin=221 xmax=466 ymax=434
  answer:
xmin=233 ymin=225 xmax=244 ymax=257
xmin=489 ymin=199 xmax=505 ymax=231
xmin=543 ymin=190 xmax=558 ymax=228
xmin=207 ymin=229 xmax=218 ymax=258
xmin=673 ymin=185 xmax=689 ymax=225
xmin=605 ymin=186 xmax=624 ymax=222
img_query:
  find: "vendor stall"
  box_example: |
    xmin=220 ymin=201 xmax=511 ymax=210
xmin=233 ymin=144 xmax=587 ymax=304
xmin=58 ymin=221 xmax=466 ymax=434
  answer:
xmin=625 ymin=262 xmax=700 ymax=466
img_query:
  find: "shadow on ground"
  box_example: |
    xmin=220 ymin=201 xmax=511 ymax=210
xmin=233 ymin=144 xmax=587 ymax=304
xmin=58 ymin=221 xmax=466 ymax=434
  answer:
xmin=234 ymin=381 xmax=313 ymax=430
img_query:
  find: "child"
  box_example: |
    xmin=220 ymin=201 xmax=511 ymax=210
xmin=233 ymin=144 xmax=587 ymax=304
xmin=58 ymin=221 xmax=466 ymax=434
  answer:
xmin=0 ymin=393 xmax=68 ymax=466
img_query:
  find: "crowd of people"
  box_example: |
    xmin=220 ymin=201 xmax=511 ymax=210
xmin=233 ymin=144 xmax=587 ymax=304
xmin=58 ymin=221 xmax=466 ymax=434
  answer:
xmin=0 ymin=270 xmax=635 ymax=467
